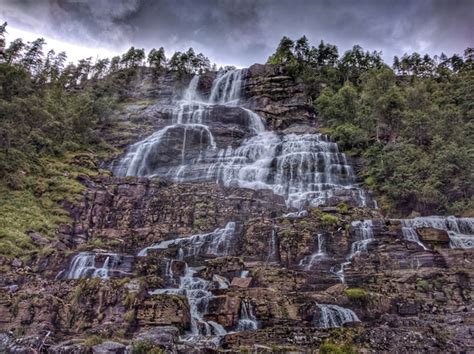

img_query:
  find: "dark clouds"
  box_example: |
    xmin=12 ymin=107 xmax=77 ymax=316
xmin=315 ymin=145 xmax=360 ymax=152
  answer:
xmin=1 ymin=0 xmax=473 ymax=66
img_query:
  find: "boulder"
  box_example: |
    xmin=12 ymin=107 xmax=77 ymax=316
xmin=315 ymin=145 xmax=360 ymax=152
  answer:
xmin=133 ymin=326 xmax=179 ymax=351
xmin=230 ymin=277 xmax=252 ymax=288
xmin=92 ymin=341 xmax=126 ymax=354
xmin=416 ymin=228 xmax=450 ymax=244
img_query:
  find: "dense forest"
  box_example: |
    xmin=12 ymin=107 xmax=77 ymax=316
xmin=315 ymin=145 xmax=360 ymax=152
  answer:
xmin=0 ymin=28 xmax=472 ymax=258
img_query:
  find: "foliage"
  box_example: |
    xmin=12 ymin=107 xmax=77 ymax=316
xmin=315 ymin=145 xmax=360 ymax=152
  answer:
xmin=268 ymin=35 xmax=474 ymax=216
xmin=321 ymin=213 xmax=339 ymax=226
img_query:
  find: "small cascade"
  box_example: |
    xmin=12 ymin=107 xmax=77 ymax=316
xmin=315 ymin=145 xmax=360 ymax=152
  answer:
xmin=401 ymin=224 xmax=428 ymax=250
xmin=114 ymin=68 xmax=374 ymax=209
xmin=283 ymin=210 xmax=308 ymax=218
xmin=213 ymin=274 xmax=230 ymax=289
xmin=240 ymin=270 xmax=249 ymax=278
xmin=315 ymin=304 xmax=360 ymax=328
xmin=209 ymin=69 xmax=243 ymax=105
xmin=299 ymin=233 xmax=326 ymax=270
xmin=141 ymin=223 xmax=248 ymax=345
xmin=138 ymin=222 xmax=236 ymax=258
xmin=237 ymin=299 xmax=259 ymax=331
xmin=399 ymin=216 xmax=474 ymax=249
xmin=349 ymin=220 xmax=374 ymax=258
xmin=62 ymin=252 xmax=123 ymax=280
xmin=266 ymin=223 xmax=280 ymax=263
xmin=151 ymin=265 xmax=227 ymax=343
xmin=332 ymin=220 xmax=374 ymax=283
xmin=180 ymin=266 xmax=222 ymax=336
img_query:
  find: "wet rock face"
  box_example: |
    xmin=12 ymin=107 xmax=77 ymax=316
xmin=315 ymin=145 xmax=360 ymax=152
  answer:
xmin=66 ymin=176 xmax=286 ymax=253
xmin=242 ymin=64 xmax=317 ymax=130
xmin=417 ymin=227 xmax=450 ymax=246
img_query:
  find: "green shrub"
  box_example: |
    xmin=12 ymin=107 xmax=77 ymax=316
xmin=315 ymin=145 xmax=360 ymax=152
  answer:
xmin=321 ymin=213 xmax=339 ymax=226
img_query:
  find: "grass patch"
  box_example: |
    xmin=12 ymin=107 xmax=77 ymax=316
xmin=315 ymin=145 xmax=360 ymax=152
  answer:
xmin=0 ymin=149 xmax=115 ymax=259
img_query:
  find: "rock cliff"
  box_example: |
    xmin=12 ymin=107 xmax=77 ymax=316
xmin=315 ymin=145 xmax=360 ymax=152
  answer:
xmin=0 ymin=66 xmax=472 ymax=353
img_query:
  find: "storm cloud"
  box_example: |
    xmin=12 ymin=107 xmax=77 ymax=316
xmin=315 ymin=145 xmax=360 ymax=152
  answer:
xmin=1 ymin=0 xmax=473 ymax=67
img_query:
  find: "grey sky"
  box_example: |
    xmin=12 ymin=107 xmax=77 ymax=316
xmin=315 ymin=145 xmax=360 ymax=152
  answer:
xmin=1 ymin=0 xmax=473 ymax=67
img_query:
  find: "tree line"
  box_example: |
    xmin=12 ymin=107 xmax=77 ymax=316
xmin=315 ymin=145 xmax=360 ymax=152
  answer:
xmin=1 ymin=29 xmax=215 ymax=90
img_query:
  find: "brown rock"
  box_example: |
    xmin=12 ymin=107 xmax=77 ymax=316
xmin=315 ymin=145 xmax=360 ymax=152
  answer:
xmin=416 ymin=228 xmax=450 ymax=243
xmin=230 ymin=277 xmax=252 ymax=288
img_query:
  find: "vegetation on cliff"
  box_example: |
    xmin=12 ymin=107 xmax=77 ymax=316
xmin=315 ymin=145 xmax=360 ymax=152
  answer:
xmin=1 ymin=28 xmax=472 ymax=259
xmin=268 ymin=36 xmax=473 ymax=216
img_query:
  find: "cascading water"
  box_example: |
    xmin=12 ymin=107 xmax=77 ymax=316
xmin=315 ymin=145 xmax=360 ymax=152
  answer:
xmin=299 ymin=233 xmax=326 ymax=270
xmin=331 ymin=220 xmax=374 ymax=283
xmin=315 ymin=304 xmax=360 ymax=328
xmin=398 ymin=216 xmax=474 ymax=249
xmin=61 ymin=252 xmax=124 ymax=280
xmin=138 ymin=222 xmax=236 ymax=258
xmin=266 ymin=223 xmax=280 ymax=263
xmin=237 ymin=299 xmax=259 ymax=331
xmin=115 ymin=69 xmax=374 ymax=209
xmin=141 ymin=221 xmax=257 ymax=345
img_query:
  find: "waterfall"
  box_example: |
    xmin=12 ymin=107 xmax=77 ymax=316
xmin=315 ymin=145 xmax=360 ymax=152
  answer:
xmin=62 ymin=252 xmax=122 ymax=280
xmin=299 ymin=233 xmax=326 ymax=270
xmin=284 ymin=210 xmax=308 ymax=218
xmin=213 ymin=274 xmax=230 ymax=289
xmin=139 ymin=222 xmax=237 ymax=343
xmin=209 ymin=69 xmax=243 ymax=105
xmin=150 ymin=265 xmax=228 ymax=341
xmin=180 ymin=266 xmax=220 ymax=336
xmin=398 ymin=216 xmax=474 ymax=249
xmin=331 ymin=220 xmax=374 ymax=283
xmin=266 ymin=223 xmax=280 ymax=263
xmin=138 ymin=222 xmax=236 ymax=257
xmin=240 ymin=270 xmax=249 ymax=278
xmin=348 ymin=220 xmax=374 ymax=258
xmin=315 ymin=304 xmax=360 ymax=328
xmin=237 ymin=299 xmax=259 ymax=331
xmin=114 ymin=68 xmax=374 ymax=209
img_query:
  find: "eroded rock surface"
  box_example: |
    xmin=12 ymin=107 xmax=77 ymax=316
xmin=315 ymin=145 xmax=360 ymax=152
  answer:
xmin=0 ymin=66 xmax=472 ymax=353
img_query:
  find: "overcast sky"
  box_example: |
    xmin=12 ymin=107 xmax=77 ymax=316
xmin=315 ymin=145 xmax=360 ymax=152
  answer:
xmin=1 ymin=0 xmax=473 ymax=67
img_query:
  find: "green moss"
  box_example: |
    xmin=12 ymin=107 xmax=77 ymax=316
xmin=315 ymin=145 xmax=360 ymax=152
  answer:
xmin=337 ymin=202 xmax=349 ymax=213
xmin=319 ymin=342 xmax=357 ymax=354
xmin=344 ymin=288 xmax=368 ymax=299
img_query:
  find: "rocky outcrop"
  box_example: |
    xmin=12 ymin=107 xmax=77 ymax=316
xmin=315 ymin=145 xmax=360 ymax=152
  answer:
xmin=66 ymin=176 xmax=286 ymax=253
xmin=243 ymin=64 xmax=317 ymax=130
